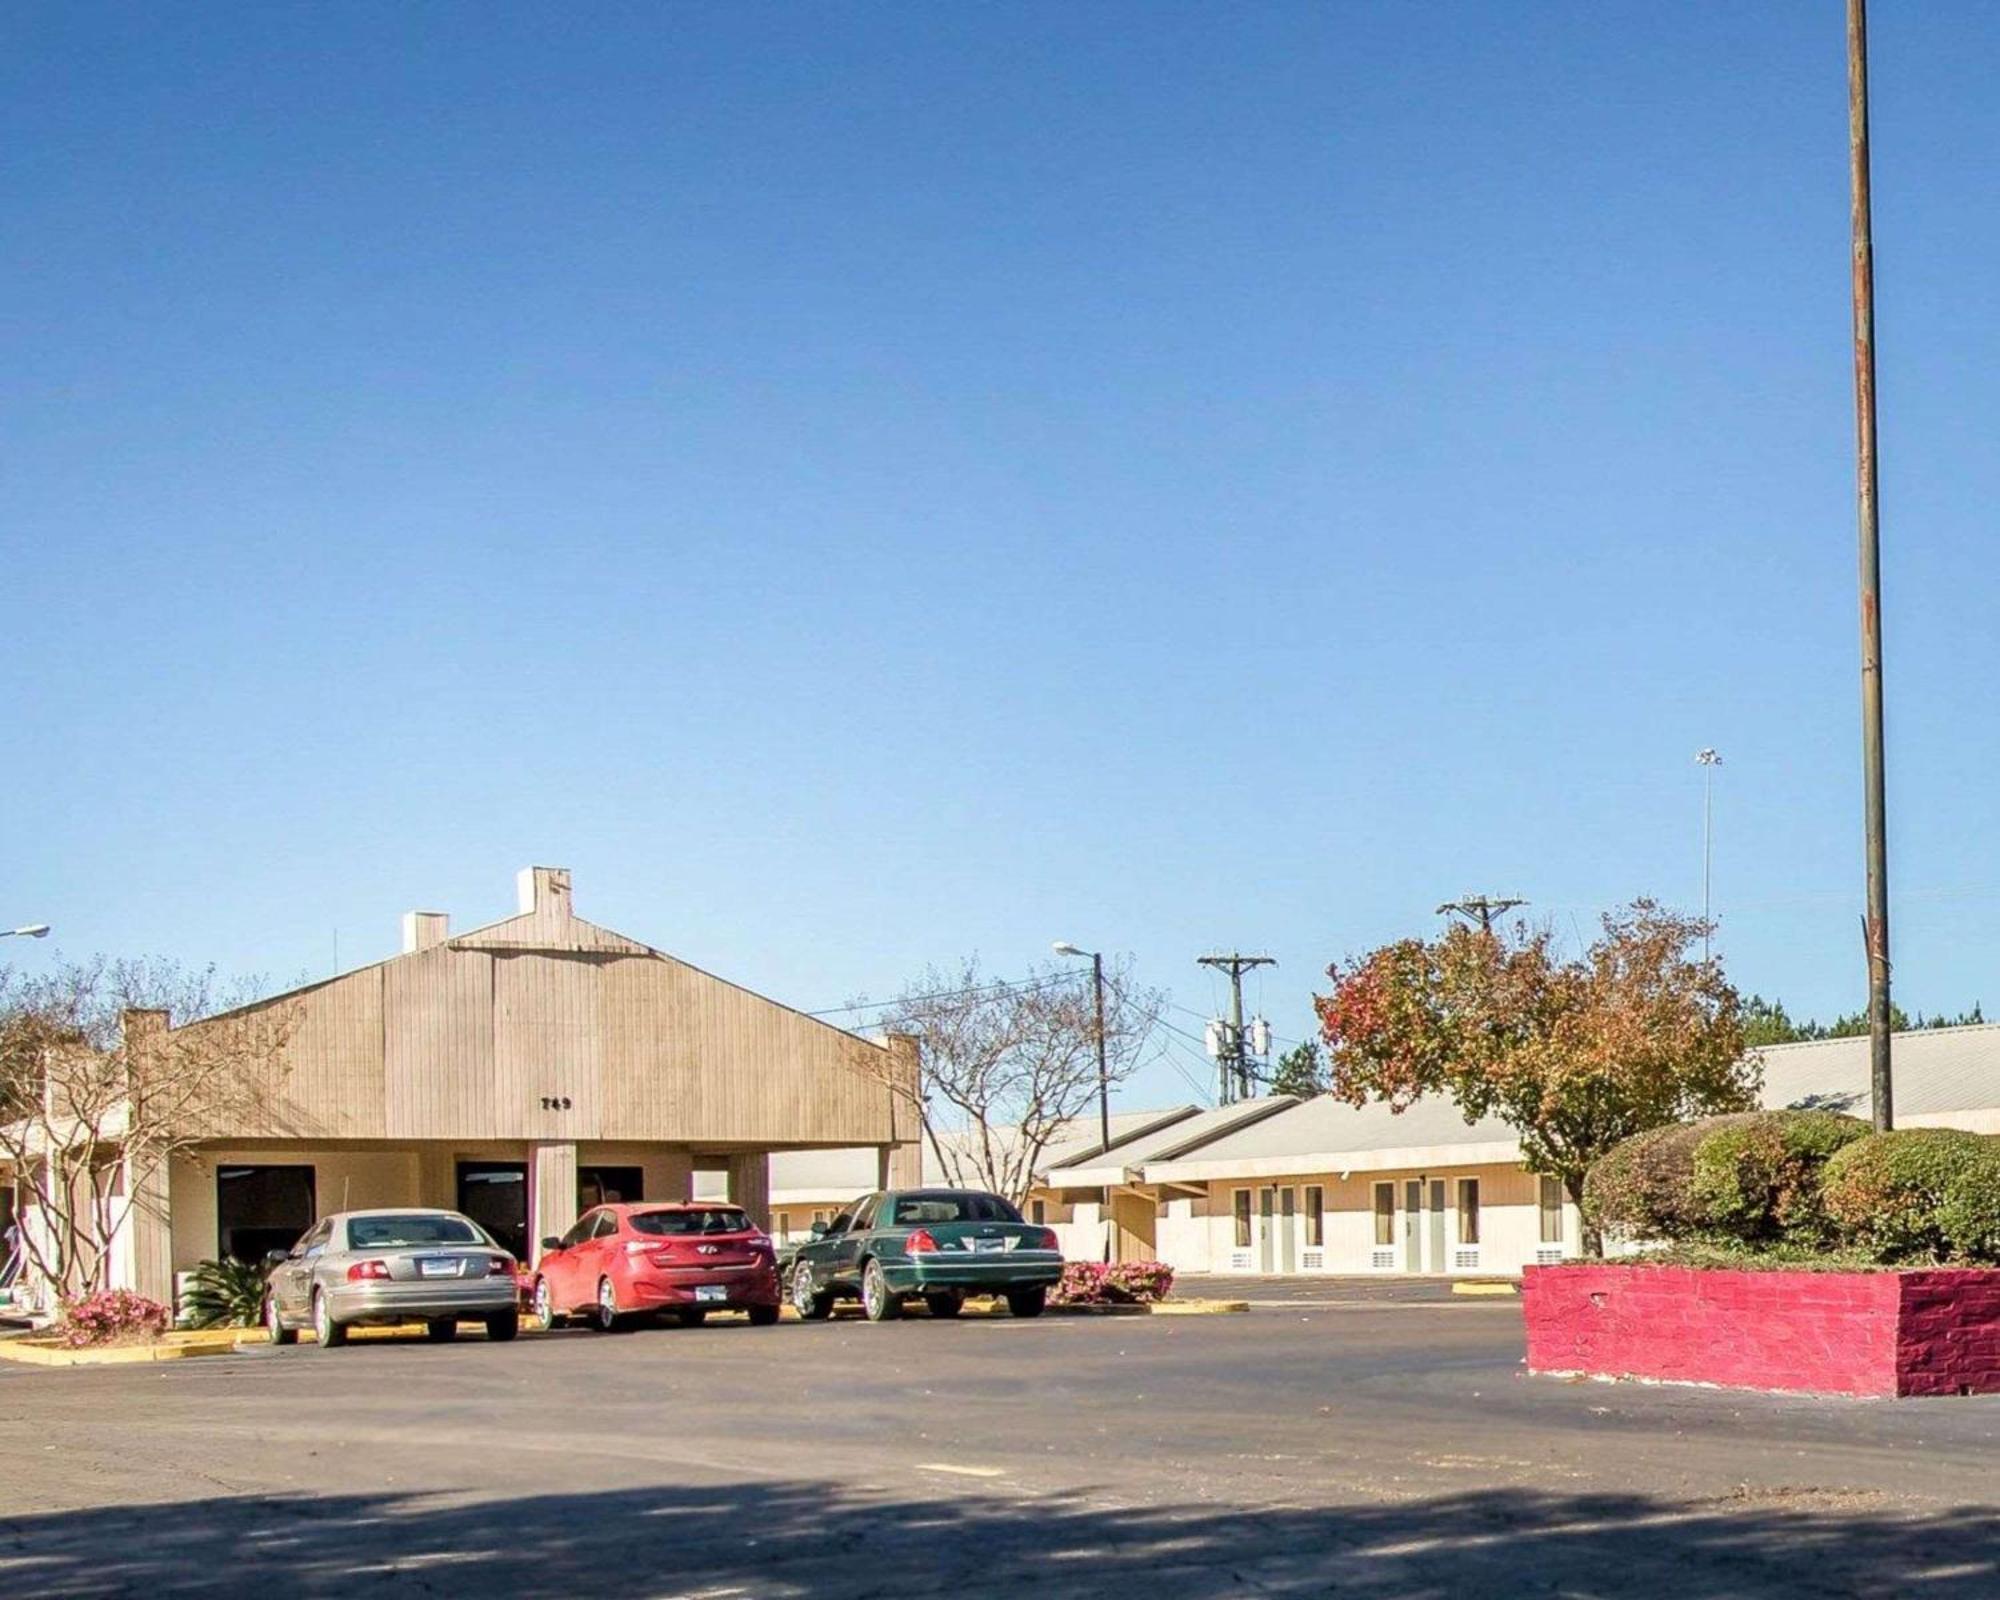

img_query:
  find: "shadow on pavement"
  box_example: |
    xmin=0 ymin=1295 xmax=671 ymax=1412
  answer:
xmin=1 ymin=1477 xmax=1993 ymax=1597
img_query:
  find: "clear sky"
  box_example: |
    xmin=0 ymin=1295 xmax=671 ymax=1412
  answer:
xmin=5 ymin=4 xmax=1997 ymax=1109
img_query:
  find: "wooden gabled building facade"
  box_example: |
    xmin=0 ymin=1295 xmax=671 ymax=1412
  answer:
xmin=124 ymin=866 xmax=919 ymax=1302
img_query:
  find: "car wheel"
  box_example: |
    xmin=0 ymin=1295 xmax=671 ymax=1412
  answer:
xmin=594 ymin=1276 xmax=625 ymax=1333
xmin=861 ymin=1259 xmax=902 ymax=1323
xmin=265 ymin=1295 xmax=296 ymax=1346
xmin=748 ymin=1303 xmax=780 ymax=1327
xmin=485 ymin=1311 xmax=520 ymax=1343
xmin=1006 ymin=1286 xmax=1047 ymax=1319
xmin=311 ymin=1289 xmax=347 ymax=1349
xmin=677 ymin=1307 xmax=707 ymax=1329
xmin=792 ymin=1261 xmax=833 ymax=1321
xmin=532 ymin=1276 xmax=561 ymax=1330
xmin=425 ymin=1318 xmax=459 ymax=1343
xmin=923 ymin=1291 xmax=965 ymax=1320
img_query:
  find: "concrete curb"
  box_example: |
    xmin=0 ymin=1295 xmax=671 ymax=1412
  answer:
xmin=1147 ymin=1299 xmax=1250 ymax=1315
xmin=1451 ymin=1281 xmax=1521 ymax=1298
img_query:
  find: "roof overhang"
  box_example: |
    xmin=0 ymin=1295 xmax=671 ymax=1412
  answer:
xmin=1143 ymin=1137 xmax=1525 ymax=1185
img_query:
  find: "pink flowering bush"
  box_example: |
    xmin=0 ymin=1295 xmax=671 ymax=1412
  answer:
xmin=59 ymin=1290 xmax=171 ymax=1348
xmin=1050 ymin=1261 xmax=1175 ymax=1306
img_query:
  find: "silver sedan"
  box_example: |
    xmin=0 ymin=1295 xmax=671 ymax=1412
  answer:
xmin=263 ymin=1208 xmax=520 ymax=1349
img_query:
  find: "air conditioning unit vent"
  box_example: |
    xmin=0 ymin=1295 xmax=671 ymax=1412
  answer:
xmin=1536 ymin=1246 xmax=1566 ymax=1265
xmin=1370 ymin=1248 xmax=1396 ymax=1270
xmin=1302 ymin=1249 xmax=1325 ymax=1271
xmin=1229 ymin=1251 xmax=1252 ymax=1271
xmin=1453 ymin=1249 xmax=1481 ymax=1270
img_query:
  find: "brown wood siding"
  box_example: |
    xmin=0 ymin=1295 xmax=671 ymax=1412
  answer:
xmin=171 ymin=914 xmax=914 ymax=1149
xmin=495 ymin=951 xmax=605 ymax=1140
xmin=384 ymin=946 xmax=495 ymax=1139
xmin=256 ymin=968 xmax=387 ymax=1140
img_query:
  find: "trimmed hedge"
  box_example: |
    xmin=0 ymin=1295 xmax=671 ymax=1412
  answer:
xmin=1584 ymin=1114 xmax=1761 ymax=1243
xmin=1689 ymin=1110 xmax=1871 ymax=1244
xmin=1822 ymin=1128 xmax=2000 ymax=1263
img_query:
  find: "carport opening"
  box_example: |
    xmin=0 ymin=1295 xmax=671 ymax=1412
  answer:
xmin=216 ymin=1165 xmax=317 ymax=1263
xmin=456 ymin=1162 xmax=528 ymax=1260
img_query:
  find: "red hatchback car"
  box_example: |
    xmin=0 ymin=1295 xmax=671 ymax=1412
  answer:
xmin=533 ymin=1203 xmax=782 ymax=1331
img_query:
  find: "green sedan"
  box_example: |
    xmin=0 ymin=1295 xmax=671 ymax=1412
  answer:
xmin=787 ymin=1188 xmax=1064 ymax=1322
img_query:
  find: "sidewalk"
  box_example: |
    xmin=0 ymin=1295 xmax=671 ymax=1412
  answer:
xmin=1174 ymin=1273 xmax=1514 ymax=1307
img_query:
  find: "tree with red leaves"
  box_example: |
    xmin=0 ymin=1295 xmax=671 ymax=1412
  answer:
xmin=1314 ymin=901 xmax=1756 ymax=1253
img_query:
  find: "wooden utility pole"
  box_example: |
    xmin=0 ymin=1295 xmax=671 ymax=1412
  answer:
xmin=1848 ymin=0 xmax=1894 ymax=1131
xmin=1436 ymin=895 xmax=1526 ymax=934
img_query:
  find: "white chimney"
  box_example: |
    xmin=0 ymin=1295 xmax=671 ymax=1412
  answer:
xmin=516 ymin=866 xmax=573 ymax=917
xmin=401 ymin=911 xmax=450 ymax=953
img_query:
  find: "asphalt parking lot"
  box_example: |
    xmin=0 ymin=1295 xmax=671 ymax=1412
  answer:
xmin=3 ymin=1295 xmax=1997 ymax=1597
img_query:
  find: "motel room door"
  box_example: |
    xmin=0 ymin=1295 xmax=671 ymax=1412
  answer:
xmin=1400 ymin=1178 xmax=1448 ymax=1273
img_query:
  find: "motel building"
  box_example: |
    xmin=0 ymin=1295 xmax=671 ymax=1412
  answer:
xmin=747 ymin=1022 xmax=2000 ymax=1279
xmin=14 ymin=867 xmax=920 ymax=1308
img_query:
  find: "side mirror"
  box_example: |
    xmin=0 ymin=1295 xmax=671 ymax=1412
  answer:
xmin=540 ymin=1236 xmax=563 ymax=1252
xmin=263 ymin=1249 xmax=289 ymax=1268
xmin=809 ymin=1222 xmax=828 ymax=1239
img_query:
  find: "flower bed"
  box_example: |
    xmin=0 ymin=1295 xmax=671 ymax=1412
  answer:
xmin=1523 ymin=1263 xmax=2000 ymax=1398
xmin=1049 ymin=1261 xmax=1175 ymax=1307
xmin=59 ymin=1290 xmax=171 ymax=1349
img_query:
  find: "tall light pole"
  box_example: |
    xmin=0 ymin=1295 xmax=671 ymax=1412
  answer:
xmin=1696 ymin=749 xmax=1722 ymax=964
xmin=0 ymin=925 xmax=50 ymax=941
xmin=1848 ymin=0 xmax=1893 ymax=1131
xmin=1052 ymin=942 xmax=1111 ymax=1154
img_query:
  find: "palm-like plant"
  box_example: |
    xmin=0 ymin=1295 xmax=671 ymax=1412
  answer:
xmin=180 ymin=1256 xmax=271 ymax=1328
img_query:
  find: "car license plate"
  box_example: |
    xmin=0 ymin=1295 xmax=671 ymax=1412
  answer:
xmin=695 ymin=1285 xmax=727 ymax=1302
xmin=972 ymin=1238 xmax=1007 ymax=1253
xmin=418 ymin=1258 xmax=459 ymax=1278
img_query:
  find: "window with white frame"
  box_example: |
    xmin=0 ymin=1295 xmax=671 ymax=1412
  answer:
xmin=1031 ymin=1199 xmax=1046 ymax=1225
xmin=1232 ymin=1189 xmax=1252 ymax=1249
xmin=1456 ymin=1178 xmax=1481 ymax=1246
xmin=1304 ymin=1185 xmax=1324 ymax=1248
xmin=1372 ymin=1182 xmax=1394 ymax=1247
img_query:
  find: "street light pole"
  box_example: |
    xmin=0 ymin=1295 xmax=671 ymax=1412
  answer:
xmin=1848 ymin=0 xmax=1894 ymax=1131
xmin=0 ymin=925 xmax=51 ymax=941
xmin=1696 ymin=750 xmax=1722 ymax=964
xmin=1052 ymin=942 xmax=1111 ymax=1155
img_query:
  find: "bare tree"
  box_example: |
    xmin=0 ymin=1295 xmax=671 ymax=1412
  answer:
xmin=866 ymin=957 xmax=1164 ymax=1204
xmin=0 ymin=958 xmax=297 ymax=1308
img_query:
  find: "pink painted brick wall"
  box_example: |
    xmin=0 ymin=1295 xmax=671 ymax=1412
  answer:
xmin=1524 ymin=1265 xmax=2000 ymax=1398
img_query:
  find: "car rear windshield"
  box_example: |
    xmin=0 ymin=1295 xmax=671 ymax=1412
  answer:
xmin=891 ymin=1193 xmax=1022 ymax=1225
xmin=346 ymin=1215 xmax=486 ymax=1249
xmin=628 ymin=1208 xmax=754 ymax=1236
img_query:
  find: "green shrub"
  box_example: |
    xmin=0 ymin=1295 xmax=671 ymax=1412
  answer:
xmin=179 ymin=1256 xmax=271 ymax=1328
xmin=1821 ymin=1129 xmax=2000 ymax=1263
xmin=1689 ymin=1111 xmax=1871 ymax=1244
xmin=1936 ymin=1143 xmax=2000 ymax=1262
xmin=1583 ymin=1114 xmax=1761 ymax=1243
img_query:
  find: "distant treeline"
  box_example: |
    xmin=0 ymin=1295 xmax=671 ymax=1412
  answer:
xmin=1744 ymin=994 xmax=1987 ymax=1048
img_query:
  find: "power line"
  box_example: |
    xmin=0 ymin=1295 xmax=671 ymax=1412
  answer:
xmin=808 ymin=969 xmax=1076 ymax=1018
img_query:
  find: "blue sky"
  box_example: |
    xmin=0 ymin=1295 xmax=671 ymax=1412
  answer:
xmin=5 ymin=4 xmax=1997 ymax=1108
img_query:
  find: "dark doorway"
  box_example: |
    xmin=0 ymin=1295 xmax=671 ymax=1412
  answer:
xmin=456 ymin=1162 xmax=528 ymax=1259
xmin=216 ymin=1165 xmax=317 ymax=1263
xmin=578 ymin=1166 xmax=644 ymax=1209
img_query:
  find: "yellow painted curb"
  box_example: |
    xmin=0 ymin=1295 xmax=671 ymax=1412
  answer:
xmin=1451 ymin=1281 xmax=1520 ymax=1297
xmin=0 ymin=1337 xmax=246 ymax=1368
xmin=1148 ymin=1298 xmax=1250 ymax=1315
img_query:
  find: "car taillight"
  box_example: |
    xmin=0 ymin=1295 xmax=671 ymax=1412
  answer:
xmin=1031 ymin=1228 xmax=1060 ymax=1251
xmin=626 ymin=1239 xmax=670 ymax=1255
xmin=905 ymin=1228 xmax=939 ymax=1254
xmin=346 ymin=1260 xmax=391 ymax=1281
xmin=487 ymin=1257 xmax=515 ymax=1276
